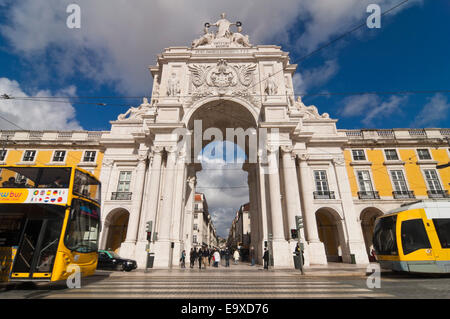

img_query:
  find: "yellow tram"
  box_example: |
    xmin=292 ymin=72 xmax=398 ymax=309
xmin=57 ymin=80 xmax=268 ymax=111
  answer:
xmin=373 ymin=199 xmax=450 ymax=273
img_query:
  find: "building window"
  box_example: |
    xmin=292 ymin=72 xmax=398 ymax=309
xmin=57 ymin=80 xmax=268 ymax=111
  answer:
xmin=313 ymin=170 xmax=335 ymax=199
xmin=193 ymin=235 xmax=197 ymax=244
xmin=193 ymin=223 xmax=198 ymax=230
xmin=390 ymin=170 xmax=408 ymax=192
xmin=417 ymin=149 xmax=432 ymax=160
xmin=357 ymin=170 xmax=373 ymax=192
xmin=384 ymin=149 xmax=399 ymax=161
xmin=352 ymin=149 xmax=366 ymax=161
xmin=194 ymin=203 xmax=200 ymax=211
xmin=423 ymin=169 xmax=446 ymax=198
xmin=194 ymin=213 xmax=198 ymax=219
xmin=22 ymin=150 xmax=36 ymax=162
xmin=83 ymin=151 xmax=97 ymax=162
xmin=117 ymin=171 xmax=132 ymax=192
xmin=0 ymin=150 xmax=7 ymax=161
xmin=52 ymin=150 xmax=66 ymax=162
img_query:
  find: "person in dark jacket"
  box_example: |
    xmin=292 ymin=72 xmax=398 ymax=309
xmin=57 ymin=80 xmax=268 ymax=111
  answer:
xmin=197 ymin=247 xmax=203 ymax=269
xmin=224 ymin=247 xmax=231 ymax=267
xmin=190 ymin=248 xmax=196 ymax=268
xmin=263 ymin=248 xmax=269 ymax=270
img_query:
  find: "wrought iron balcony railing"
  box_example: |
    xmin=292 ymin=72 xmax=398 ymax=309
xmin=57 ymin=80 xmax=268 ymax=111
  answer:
xmin=393 ymin=190 xmax=415 ymax=199
xmin=111 ymin=192 xmax=132 ymax=200
xmin=357 ymin=191 xmax=380 ymax=200
xmin=313 ymin=191 xmax=335 ymax=199
xmin=427 ymin=190 xmax=449 ymax=198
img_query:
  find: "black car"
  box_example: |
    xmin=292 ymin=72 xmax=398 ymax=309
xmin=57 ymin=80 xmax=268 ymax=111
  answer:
xmin=97 ymin=250 xmax=137 ymax=272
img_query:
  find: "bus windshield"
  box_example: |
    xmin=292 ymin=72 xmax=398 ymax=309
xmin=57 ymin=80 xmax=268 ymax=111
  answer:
xmin=64 ymin=199 xmax=100 ymax=253
xmin=373 ymin=215 xmax=398 ymax=255
xmin=0 ymin=167 xmax=71 ymax=189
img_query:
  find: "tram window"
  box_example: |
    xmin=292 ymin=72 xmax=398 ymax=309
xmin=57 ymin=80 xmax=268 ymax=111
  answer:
xmin=373 ymin=216 xmax=398 ymax=255
xmin=433 ymin=219 xmax=450 ymax=249
xmin=64 ymin=199 xmax=99 ymax=253
xmin=401 ymin=219 xmax=431 ymax=255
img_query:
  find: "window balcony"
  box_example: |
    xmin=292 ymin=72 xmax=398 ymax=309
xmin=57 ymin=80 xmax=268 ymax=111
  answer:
xmin=392 ymin=190 xmax=415 ymax=199
xmin=313 ymin=191 xmax=335 ymax=199
xmin=427 ymin=190 xmax=449 ymax=198
xmin=357 ymin=191 xmax=380 ymax=200
xmin=111 ymin=192 xmax=132 ymax=200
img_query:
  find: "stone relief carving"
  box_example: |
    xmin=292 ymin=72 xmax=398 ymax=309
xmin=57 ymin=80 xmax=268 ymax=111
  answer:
xmin=186 ymin=59 xmax=259 ymax=107
xmin=151 ymin=74 xmax=160 ymax=106
xmin=191 ymin=13 xmax=252 ymax=48
xmin=117 ymin=97 xmax=151 ymax=121
xmin=294 ymin=96 xmax=330 ymax=120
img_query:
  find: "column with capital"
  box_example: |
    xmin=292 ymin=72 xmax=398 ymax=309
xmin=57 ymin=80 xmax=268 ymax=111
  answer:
xmin=280 ymin=146 xmax=310 ymax=266
xmin=170 ymin=151 xmax=187 ymax=267
xmin=298 ymin=154 xmax=327 ymax=265
xmin=266 ymin=145 xmax=293 ymax=268
xmin=120 ymin=153 xmax=148 ymax=259
xmin=134 ymin=147 xmax=163 ymax=268
xmin=332 ymin=157 xmax=369 ymax=264
xmin=153 ymin=146 xmax=177 ymax=268
xmin=98 ymin=159 xmax=114 ymax=250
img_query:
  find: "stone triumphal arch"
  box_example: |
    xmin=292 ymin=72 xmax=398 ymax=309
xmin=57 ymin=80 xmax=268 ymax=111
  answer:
xmin=98 ymin=14 xmax=369 ymax=269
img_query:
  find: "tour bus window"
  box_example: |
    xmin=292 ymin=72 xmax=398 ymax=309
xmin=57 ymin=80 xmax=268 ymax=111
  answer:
xmin=433 ymin=219 xmax=450 ymax=249
xmin=0 ymin=214 xmax=25 ymax=247
xmin=0 ymin=167 xmax=71 ymax=188
xmin=373 ymin=215 xmax=398 ymax=255
xmin=73 ymin=170 xmax=101 ymax=203
xmin=64 ymin=199 xmax=99 ymax=253
xmin=401 ymin=219 xmax=431 ymax=255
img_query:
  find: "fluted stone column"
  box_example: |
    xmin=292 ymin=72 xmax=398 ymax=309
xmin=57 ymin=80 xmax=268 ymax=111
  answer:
xmin=298 ymin=155 xmax=327 ymax=265
xmin=154 ymin=146 xmax=177 ymax=268
xmin=134 ymin=147 xmax=163 ymax=268
xmin=182 ymin=168 xmax=196 ymax=261
xmin=170 ymin=152 xmax=187 ymax=266
xmin=281 ymin=146 xmax=310 ymax=266
xmin=267 ymin=145 xmax=293 ymax=268
xmin=332 ymin=157 xmax=369 ymax=264
xmin=120 ymin=154 xmax=147 ymax=259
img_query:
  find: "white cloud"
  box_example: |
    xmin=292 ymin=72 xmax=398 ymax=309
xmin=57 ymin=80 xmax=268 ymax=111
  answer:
xmin=293 ymin=59 xmax=339 ymax=93
xmin=1 ymin=0 xmax=420 ymax=95
xmin=339 ymin=93 xmax=407 ymax=127
xmin=0 ymin=77 xmax=82 ymax=130
xmin=412 ymin=94 xmax=450 ymax=128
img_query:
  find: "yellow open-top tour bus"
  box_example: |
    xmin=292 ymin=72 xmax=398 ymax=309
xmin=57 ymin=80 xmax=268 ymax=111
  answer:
xmin=0 ymin=165 xmax=101 ymax=282
xmin=373 ymin=199 xmax=450 ymax=274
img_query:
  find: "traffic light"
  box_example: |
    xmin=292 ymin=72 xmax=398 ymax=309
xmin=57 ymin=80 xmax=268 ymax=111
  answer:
xmin=291 ymin=229 xmax=298 ymax=239
xmin=146 ymin=221 xmax=152 ymax=241
xmin=295 ymin=216 xmax=304 ymax=230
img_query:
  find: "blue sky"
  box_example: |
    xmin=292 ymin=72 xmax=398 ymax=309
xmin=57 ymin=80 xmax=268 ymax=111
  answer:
xmin=0 ymin=0 xmax=449 ymax=237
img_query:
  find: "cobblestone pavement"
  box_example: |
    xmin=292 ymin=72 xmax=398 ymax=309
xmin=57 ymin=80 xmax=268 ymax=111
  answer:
xmin=1 ymin=262 xmax=450 ymax=299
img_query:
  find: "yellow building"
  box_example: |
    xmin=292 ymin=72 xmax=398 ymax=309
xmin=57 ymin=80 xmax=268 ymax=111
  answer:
xmin=342 ymin=128 xmax=450 ymax=258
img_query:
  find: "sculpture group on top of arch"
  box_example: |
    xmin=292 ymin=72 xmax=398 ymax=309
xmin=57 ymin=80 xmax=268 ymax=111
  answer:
xmin=192 ymin=13 xmax=252 ymax=48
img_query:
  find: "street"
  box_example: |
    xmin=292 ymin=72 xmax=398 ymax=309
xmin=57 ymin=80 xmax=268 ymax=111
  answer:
xmin=1 ymin=263 xmax=450 ymax=299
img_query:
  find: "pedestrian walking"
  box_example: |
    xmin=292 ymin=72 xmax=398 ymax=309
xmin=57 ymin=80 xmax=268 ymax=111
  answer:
xmin=263 ymin=248 xmax=269 ymax=270
xmin=233 ymin=249 xmax=240 ymax=265
xmin=213 ymin=250 xmax=220 ymax=267
xmin=294 ymin=243 xmax=304 ymax=265
xmin=180 ymin=250 xmax=186 ymax=268
xmin=224 ymin=247 xmax=230 ymax=267
xmin=208 ymin=249 xmax=213 ymax=266
xmin=190 ymin=248 xmax=196 ymax=268
xmin=250 ymin=246 xmax=255 ymax=266
xmin=198 ymin=247 xmax=203 ymax=269
xmin=202 ymin=246 xmax=209 ymax=269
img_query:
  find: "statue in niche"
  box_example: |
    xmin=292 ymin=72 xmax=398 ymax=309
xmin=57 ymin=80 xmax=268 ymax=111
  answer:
xmin=264 ymin=73 xmax=278 ymax=96
xmin=167 ymin=73 xmax=180 ymax=97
